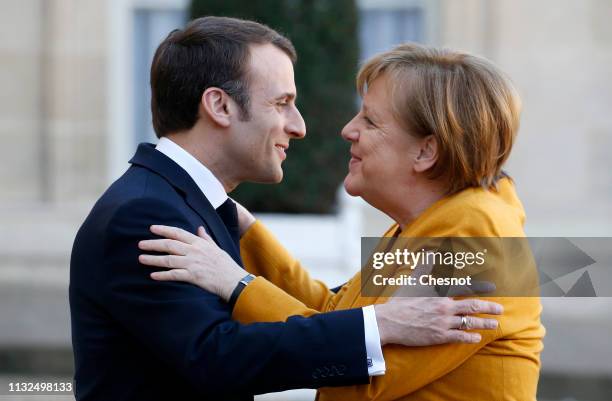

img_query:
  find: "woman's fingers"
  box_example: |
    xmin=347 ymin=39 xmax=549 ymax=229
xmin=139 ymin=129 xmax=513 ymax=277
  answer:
xmin=234 ymin=201 xmax=256 ymax=237
xmin=139 ymin=254 xmax=184 ymax=269
xmin=150 ymin=225 xmax=200 ymax=244
xmin=150 ymin=269 xmax=192 ymax=282
xmin=197 ymin=226 xmax=211 ymax=240
xmin=138 ymin=238 xmax=189 ymax=255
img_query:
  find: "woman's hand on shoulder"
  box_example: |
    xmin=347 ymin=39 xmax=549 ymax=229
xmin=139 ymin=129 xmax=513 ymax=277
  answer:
xmin=138 ymin=225 xmax=245 ymax=301
xmin=234 ymin=200 xmax=256 ymax=238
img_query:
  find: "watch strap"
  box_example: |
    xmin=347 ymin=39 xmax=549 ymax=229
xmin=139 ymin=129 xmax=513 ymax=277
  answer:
xmin=229 ymin=273 xmax=256 ymax=311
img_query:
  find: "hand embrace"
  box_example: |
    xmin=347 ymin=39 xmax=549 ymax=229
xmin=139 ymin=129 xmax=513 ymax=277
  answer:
xmin=138 ymin=225 xmax=245 ymax=301
xmin=374 ymin=296 xmax=502 ymax=346
xmin=372 ymin=258 xmax=501 ymax=346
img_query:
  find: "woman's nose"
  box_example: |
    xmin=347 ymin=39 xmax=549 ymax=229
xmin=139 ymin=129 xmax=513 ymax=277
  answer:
xmin=341 ymin=117 xmax=360 ymax=142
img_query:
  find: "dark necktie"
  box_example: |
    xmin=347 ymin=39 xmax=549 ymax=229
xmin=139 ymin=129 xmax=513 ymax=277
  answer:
xmin=216 ymin=198 xmax=240 ymax=249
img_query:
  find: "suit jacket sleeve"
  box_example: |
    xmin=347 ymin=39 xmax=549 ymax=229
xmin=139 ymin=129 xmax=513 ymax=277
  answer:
xmin=100 ymin=198 xmax=369 ymax=396
xmin=239 ymin=220 xmax=343 ymax=312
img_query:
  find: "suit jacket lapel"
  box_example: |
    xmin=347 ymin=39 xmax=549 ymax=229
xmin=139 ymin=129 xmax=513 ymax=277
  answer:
xmin=129 ymin=143 xmax=243 ymax=266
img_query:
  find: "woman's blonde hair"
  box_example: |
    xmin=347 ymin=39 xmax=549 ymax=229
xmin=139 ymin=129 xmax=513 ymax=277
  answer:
xmin=357 ymin=43 xmax=521 ymax=194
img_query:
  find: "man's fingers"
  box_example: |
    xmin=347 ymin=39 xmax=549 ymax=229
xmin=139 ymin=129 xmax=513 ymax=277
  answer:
xmin=446 ymin=281 xmax=497 ymax=297
xmin=391 ymin=283 xmax=437 ymax=298
xmin=411 ymin=262 xmax=435 ymax=277
xmin=452 ymin=299 xmax=504 ymax=315
xmin=445 ymin=285 xmax=476 ymax=297
xmin=150 ymin=225 xmax=199 ymax=244
xmin=150 ymin=269 xmax=192 ymax=282
xmin=450 ymin=316 xmax=498 ymax=330
xmin=445 ymin=330 xmax=482 ymax=344
xmin=138 ymin=254 xmax=184 ymax=269
xmin=138 ymin=239 xmax=189 ymax=255
xmin=468 ymin=281 xmax=496 ymax=294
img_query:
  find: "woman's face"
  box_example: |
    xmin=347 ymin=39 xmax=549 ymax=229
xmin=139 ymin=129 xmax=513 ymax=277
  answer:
xmin=341 ymin=74 xmax=424 ymax=206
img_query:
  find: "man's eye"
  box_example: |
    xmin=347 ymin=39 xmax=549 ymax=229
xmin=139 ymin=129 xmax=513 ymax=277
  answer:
xmin=277 ymin=101 xmax=288 ymax=107
xmin=364 ymin=116 xmax=374 ymax=126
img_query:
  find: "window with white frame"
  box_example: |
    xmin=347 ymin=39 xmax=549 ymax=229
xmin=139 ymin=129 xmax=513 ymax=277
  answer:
xmin=359 ymin=8 xmax=423 ymax=61
xmin=358 ymin=0 xmax=435 ymax=62
xmin=133 ymin=8 xmax=187 ymax=146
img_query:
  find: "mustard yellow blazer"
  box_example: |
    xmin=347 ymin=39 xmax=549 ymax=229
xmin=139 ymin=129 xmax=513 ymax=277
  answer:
xmin=234 ymin=178 xmax=545 ymax=400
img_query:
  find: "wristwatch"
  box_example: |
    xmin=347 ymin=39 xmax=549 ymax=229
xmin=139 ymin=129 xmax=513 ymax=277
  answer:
xmin=229 ymin=273 xmax=256 ymax=310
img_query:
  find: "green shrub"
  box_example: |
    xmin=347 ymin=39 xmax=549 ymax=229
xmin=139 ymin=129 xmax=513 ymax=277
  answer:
xmin=190 ymin=0 xmax=359 ymax=213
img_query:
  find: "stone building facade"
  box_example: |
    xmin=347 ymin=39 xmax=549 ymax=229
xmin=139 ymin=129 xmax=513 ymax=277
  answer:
xmin=1 ymin=0 xmax=611 ymax=398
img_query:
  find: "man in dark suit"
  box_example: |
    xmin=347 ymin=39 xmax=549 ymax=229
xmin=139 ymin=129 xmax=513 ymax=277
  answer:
xmin=69 ymin=16 xmax=503 ymax=401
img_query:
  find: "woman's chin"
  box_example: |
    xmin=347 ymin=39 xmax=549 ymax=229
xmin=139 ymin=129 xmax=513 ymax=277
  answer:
xmin=343 ymin=177 xmax=361 ymax=197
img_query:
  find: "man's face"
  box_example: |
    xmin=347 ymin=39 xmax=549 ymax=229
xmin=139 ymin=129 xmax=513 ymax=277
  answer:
xmin=228 ymin=43 xmax=306 ymax=184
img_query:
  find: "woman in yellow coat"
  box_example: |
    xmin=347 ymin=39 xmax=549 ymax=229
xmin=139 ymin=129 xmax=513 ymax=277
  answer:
xmin=140 ymin=43 xmax=544 ymax=400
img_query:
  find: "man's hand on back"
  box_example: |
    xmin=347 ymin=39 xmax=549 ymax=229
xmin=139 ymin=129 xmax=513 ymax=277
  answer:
xmin=375 ymin=297 xmax=503 ymax=346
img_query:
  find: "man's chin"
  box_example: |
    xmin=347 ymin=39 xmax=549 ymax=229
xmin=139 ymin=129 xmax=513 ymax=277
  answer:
xmin=249 ymin=169 xmax=284 ymax=184
xmin=269 ymin=168 xmax=284 ymax=183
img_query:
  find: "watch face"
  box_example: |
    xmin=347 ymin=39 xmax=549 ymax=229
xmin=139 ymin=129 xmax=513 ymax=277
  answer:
xmin=240 ymin=274 xmax=256 ymax=285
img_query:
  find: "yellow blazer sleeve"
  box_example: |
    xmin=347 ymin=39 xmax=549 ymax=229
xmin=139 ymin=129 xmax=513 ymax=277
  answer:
xmin=319 ymin=332 xmax=497 ymax=401
xmin=238 ymin=220 xmax=335 ymax=311
xmin=320 ymin=181 xmax=542 ymax=401
xmin=318 ymin=297 xmax=542 ymax=401
xmin=231 ymin=276 xmax=320 ymax=323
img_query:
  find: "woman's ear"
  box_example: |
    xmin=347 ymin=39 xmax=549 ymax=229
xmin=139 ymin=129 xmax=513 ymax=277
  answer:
xmin=413 ymin=135 xmax=438 ymax=173
xmin=201 ymin=87 xmax=231 ymax=128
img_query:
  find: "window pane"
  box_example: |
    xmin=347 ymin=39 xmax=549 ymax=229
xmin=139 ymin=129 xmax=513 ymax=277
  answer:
xmin=133 ymin=9 xmax=186 ymax=146
xmin=359 ymin=8 xmax=424 ymax=62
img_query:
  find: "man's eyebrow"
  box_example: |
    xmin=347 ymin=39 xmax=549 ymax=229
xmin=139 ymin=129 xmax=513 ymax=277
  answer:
xmin=275 ymin=92 xmax=296 ymax=101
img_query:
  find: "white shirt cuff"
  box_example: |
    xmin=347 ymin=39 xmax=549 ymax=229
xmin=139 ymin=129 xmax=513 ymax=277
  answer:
xmin=362 ymin=305 xmax=386 ymax=376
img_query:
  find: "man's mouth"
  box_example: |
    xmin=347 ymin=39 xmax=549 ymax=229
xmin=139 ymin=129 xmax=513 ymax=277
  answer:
xmin=275 ymin=144 xmax=288 ymax=160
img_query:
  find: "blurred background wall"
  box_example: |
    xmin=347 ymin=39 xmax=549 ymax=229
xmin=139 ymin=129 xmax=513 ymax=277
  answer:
xmin=0 ymin=0 xmax=611 ymax=400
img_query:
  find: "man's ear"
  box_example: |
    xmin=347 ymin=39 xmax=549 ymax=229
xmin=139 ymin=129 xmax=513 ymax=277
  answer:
xmin=413 ymin=135 xmax=438 ymax=173
xmin=201 ymin=87 xmax=231 ymax=128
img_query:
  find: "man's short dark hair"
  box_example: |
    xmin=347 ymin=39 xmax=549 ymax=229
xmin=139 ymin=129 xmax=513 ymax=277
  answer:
xmin=150 ymin=16 xmax=297 ymax=138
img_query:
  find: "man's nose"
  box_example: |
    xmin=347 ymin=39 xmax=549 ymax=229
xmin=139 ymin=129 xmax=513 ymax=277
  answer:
xmin=286 ymin=106 xmax=306 ymax=139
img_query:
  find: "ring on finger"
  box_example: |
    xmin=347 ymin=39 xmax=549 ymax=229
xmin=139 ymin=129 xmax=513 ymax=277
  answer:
xmin=458 ymin=315 xmax=469 ymax=330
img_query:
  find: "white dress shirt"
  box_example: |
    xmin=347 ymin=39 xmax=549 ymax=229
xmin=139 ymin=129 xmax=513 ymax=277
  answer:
xmin=155 ymin=137 xmax=386 ymax=376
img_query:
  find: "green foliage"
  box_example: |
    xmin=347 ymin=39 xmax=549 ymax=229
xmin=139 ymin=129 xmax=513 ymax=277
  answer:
xmin=190 ymin=0 xmax=359 ymax=213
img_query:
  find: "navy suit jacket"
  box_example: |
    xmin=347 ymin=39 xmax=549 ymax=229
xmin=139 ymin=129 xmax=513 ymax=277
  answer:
xmin=69 ymin=143 xmax=369 ymax=401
